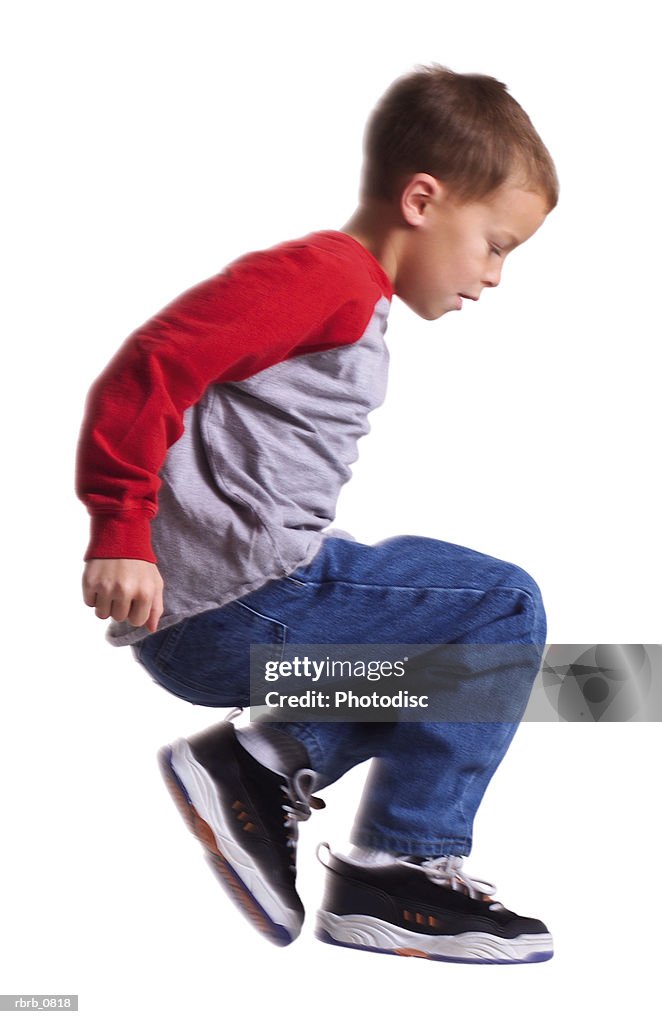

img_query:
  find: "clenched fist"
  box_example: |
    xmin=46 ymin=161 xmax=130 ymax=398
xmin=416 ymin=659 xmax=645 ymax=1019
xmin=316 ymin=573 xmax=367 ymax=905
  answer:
xmin=82 ymin=558 xmax=164 ymax=633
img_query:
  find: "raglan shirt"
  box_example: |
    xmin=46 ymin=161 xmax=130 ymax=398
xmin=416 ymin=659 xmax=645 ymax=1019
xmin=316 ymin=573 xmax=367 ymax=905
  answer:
xmin=76 ymin=230 xmax=394 ymax=646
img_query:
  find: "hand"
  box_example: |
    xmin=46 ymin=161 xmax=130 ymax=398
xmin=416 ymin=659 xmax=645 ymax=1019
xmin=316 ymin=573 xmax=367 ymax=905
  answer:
xmin=82 ymin=558 xmax=164 ymax=633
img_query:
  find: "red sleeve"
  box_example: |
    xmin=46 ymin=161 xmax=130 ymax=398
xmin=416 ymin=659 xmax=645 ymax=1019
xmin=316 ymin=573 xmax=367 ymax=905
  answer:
xmin=75 ymin=238 xmax=381 ymax=563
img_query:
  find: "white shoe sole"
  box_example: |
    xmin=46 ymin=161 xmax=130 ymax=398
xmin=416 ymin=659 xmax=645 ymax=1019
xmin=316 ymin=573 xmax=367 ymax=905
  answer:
xmin=162 ymin=738 xmax=302 ymax=943
xmin=316 ymin=910 xmax=553 ymax=964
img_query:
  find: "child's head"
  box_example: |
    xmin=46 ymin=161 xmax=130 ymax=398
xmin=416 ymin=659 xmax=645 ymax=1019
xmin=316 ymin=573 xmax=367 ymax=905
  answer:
xmin=361 ymin=64 xmax=558 ymax=213
xmin=349 ymin=65 xmax=558 ymax=320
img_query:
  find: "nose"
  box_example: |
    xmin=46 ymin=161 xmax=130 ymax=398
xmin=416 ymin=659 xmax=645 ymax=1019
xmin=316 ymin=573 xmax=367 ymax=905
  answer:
xmin=482 ymin=265 xmax=502 ymax=288
xmin=481 ymin=260 xmax=504 ymax=288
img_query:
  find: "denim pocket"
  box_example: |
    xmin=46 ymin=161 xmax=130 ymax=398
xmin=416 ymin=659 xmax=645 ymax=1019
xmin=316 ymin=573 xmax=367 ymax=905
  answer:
xmin=134 ymin=601 xmax=287 ymax=707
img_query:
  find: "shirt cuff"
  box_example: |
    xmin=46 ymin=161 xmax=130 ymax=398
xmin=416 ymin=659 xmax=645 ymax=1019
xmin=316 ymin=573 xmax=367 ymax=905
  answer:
xmin=84 ymin=512 xmax=157 ymax=563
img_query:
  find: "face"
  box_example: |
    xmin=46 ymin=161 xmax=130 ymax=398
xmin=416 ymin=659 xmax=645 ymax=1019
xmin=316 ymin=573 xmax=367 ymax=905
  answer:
xmin=393 ymin=179 xmax=549 ymax=320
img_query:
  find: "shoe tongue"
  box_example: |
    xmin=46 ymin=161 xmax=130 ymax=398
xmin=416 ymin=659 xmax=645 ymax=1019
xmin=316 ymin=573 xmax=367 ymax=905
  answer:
xmin=408 ymin=858 xmax=497 ymax=903
xmin=403 ymin=856 xmax=471 ymax=894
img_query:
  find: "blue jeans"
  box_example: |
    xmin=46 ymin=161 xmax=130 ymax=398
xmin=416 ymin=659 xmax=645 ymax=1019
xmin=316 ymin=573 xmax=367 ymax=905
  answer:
xmin=133 ymin=535 xmax=546 ymax=856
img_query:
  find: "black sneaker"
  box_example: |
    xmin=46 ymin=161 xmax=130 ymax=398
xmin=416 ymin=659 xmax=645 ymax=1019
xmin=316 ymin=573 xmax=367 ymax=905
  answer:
xmin=315 ymin=845 xmax=553 ymax=964
xmin=157 ymin=719 xmax=322 ymax=946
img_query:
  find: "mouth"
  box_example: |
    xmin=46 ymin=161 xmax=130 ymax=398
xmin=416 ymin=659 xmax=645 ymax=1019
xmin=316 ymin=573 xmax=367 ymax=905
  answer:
xmin=459 ymin=293 xmax=478 ymax=302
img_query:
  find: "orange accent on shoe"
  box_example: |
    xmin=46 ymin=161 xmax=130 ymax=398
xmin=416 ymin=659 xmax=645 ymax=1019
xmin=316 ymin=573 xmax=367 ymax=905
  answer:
xmin=205 ymin=852 xmax=274 ymax=936
xmin=160 ymin=762 xmax=219 ymax=856
xmin=159 ymin=754 xmax=281 ymax=942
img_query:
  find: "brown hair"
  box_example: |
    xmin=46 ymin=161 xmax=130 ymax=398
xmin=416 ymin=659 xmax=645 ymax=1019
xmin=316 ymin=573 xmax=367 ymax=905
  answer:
xmin=361 ymin=64 xmax=559 ymax=211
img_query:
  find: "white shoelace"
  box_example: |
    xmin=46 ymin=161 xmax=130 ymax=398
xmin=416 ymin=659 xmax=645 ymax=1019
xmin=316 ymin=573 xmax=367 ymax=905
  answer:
xmin=226 ymin=709 xmax=324 ymax=854
xmin=281 ymin=770 xmax=325 ymax=863
xmin=399 ymin=855 xmax=504 ymax=908
xmin=282 ymin=768 xmax=323 ymax=822
xmin=226 ymin=708 xmax=324 ymax=869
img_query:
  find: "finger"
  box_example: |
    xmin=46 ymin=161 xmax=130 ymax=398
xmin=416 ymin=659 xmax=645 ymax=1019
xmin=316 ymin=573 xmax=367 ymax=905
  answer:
xmin=108 ymin=595 xmax=133 ymax=623
xmin=82 ymin=567 xmax=103 ymax=608
xmin=128 ymin=595 xmax=152 ymax=628
xmin=145 ymin=594 xmax=164 ymax=633
xmin=94 ymin=593 xmax=113 ymax=620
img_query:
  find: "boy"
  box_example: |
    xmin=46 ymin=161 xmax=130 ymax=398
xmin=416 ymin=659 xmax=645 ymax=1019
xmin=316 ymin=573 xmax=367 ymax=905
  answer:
xmin=76 ymin=64 xmax=558 ymax=964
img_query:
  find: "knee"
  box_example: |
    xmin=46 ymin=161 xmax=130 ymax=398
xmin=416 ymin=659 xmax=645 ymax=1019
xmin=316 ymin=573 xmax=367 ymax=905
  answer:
xmin=499 ymin=560 xmax=547 ymax=641
xmin=502 ymin=560 xmax=543 ymax=602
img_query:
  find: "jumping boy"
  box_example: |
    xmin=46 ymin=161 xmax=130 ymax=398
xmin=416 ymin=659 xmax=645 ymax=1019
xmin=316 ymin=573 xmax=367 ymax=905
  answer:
xmin=76 ymin=64 xmax=558 ymax=964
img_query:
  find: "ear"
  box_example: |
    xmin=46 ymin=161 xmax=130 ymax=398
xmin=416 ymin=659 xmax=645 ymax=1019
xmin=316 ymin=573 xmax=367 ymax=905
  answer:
xmin=400 ymin=173 xmax=445 ymax=226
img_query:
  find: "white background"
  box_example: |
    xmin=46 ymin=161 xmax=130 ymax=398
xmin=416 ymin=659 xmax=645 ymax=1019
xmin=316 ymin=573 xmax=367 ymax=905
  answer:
xmin=1 ymin=0 xmax=659 ymax=1020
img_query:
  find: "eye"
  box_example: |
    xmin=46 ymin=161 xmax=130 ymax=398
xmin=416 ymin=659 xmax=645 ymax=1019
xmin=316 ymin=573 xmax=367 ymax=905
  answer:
xmin=489 ymin=244 xmax=503 ymax=257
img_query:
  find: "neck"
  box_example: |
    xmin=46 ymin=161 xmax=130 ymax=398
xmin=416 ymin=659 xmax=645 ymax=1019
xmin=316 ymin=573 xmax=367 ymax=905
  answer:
xmin=341 ymin=200 xmax=402 ymax=285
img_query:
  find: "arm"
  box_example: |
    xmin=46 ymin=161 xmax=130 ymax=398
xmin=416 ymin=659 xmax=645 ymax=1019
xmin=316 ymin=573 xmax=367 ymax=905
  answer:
xmin=76 ymin=239 xmax=378 ymax=630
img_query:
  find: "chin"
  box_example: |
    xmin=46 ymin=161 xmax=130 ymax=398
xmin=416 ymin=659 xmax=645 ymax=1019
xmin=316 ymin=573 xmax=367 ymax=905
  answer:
xmin=404 ymin=299 xmax=444 ymax=321
xmin=422 ymin=306 xmax=447 ymax=322
xmin=399 ymin=292 xmax=449 ymax=321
